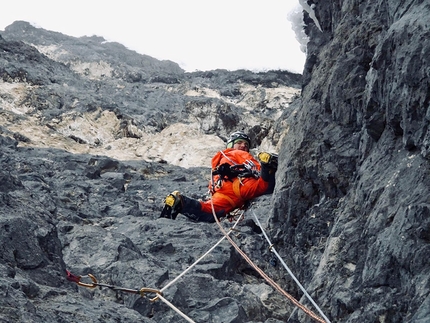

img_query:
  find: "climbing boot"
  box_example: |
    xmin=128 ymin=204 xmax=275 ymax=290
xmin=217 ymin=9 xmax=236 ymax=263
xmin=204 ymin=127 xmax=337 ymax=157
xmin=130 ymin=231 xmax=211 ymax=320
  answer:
xmin=160 ymin=191 xmax=182 ymax=220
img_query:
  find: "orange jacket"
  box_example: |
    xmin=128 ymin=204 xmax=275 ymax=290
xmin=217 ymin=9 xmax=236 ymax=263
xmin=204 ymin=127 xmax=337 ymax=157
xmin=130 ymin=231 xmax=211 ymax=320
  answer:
xmin=200 ymin=148 xmax=269 ymax=216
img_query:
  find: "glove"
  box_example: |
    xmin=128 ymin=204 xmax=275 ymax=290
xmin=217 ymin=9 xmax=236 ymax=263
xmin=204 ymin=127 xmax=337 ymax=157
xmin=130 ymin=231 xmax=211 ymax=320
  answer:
xmin=213 ymin=163 xmax=236 ymax=180
xmin=258 ymin=152 xmax=278 ymax=168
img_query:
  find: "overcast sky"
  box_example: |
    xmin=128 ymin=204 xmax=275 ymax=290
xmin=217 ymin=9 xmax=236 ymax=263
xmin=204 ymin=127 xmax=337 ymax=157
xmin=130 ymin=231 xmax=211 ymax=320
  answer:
xmin=0 ymin=1 xmax=306 ymax=73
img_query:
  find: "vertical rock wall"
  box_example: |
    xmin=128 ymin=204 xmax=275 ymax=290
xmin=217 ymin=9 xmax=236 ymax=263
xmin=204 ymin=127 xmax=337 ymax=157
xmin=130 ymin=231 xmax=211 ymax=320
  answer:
xmin=271 ymin=1 xmax=430 ymax=322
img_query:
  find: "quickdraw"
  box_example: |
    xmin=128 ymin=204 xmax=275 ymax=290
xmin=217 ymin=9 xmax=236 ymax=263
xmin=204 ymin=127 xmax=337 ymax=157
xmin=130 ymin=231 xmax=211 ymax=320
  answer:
xmin=66 ymin=270 xmax=163 ymax=300
xmin=211 ymin=162 xmax=259 ymax=194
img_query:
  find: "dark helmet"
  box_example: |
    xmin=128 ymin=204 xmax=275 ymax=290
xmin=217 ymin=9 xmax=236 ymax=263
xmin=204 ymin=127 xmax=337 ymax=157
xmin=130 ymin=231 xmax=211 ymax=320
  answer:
xmin=226 ymin=131 xmax=251 ymax=148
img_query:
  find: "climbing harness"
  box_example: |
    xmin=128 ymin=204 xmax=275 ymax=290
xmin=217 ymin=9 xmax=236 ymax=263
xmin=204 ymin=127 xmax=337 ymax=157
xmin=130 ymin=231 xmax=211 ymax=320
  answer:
xmin=212 ymin=163 xmax=257 ymax=191
xmin=210 ymin=151 xmax=260 ymax=212
xmin=231 ymin=161 xmax=259 ymax=178
xmin=252 ymin=211 xmax=332 ymax=323
xmin=212 ymin=150 xmax=257 ymax=182
xmin=209 ymin=193 xmax=328 ymax=323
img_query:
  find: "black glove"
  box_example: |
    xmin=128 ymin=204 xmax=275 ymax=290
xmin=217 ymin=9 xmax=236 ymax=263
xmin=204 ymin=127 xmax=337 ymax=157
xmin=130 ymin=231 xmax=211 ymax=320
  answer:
xmin=213 ymin=163 xmax=236 ymax=180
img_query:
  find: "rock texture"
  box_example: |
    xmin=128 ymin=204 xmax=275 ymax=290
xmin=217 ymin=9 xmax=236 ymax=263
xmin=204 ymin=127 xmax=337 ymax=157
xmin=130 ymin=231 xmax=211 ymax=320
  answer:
xmin=270 ymin=1 xmax=430 ymax=322
xmin=1 ymin=21 xmax=300 ymax=323
xmin=0 ymin=0 xmax=429 ymax=321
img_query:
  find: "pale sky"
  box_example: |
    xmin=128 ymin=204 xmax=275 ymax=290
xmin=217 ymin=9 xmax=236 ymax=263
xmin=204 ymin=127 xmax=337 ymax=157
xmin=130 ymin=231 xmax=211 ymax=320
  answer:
xmin=0 ymin=0 xmax=306 ymax=73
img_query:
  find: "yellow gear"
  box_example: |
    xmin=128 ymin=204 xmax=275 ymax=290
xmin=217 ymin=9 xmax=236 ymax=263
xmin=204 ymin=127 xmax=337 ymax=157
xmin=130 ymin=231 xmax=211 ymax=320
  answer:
xmin=258 ymin=152 xmax=272 ymax=164
xmin=164 ymin=191 xmax=180 ymax=207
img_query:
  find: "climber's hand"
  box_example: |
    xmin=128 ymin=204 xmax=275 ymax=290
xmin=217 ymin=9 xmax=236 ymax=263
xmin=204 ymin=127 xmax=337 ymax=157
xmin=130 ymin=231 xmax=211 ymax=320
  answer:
xmin=213 ymin=163 xmax=235 ymax=179
xmin=258 ymin=152 xmax=278 ymax=169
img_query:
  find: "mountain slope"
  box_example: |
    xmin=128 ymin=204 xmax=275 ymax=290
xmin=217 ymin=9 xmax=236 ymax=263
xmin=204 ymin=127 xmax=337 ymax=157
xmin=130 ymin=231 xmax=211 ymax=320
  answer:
xmin=1 ymin=0 xmax=429 ymax=321
xmin=1 ymin=21 xmax=301 ymax=323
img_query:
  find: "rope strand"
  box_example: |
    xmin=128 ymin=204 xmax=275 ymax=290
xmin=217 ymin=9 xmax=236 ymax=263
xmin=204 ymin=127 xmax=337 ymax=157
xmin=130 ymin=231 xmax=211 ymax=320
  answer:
xmin=160 ymin=215 xmax=243 ymax=293
xmin=252 ymin=211 xmax=332 ymax=323
xmin=157 ymin=294 xmax=196 ymax=323
xmin=209 ymin=173 xmax=326 ymax=322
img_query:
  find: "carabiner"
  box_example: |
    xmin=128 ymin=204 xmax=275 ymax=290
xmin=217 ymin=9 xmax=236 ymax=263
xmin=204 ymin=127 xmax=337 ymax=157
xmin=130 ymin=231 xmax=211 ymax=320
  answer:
xmin=66 ymin=270 xmax=98 ymax=289
xmin=77 ymin=273 xmax=98 ymax=288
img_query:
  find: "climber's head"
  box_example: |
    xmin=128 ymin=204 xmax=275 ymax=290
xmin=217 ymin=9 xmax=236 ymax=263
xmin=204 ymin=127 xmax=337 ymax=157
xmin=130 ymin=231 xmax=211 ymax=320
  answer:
xmin=226 ymin=131 xmax=251 ymax=152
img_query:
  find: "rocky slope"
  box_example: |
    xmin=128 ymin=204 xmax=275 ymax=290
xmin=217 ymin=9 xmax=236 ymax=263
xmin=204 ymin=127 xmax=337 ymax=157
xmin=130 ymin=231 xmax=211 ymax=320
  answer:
xmin=1 ymin=0 xmax=430 ymax=321
xmin=1 ymin=21 xmax=301 ymax=323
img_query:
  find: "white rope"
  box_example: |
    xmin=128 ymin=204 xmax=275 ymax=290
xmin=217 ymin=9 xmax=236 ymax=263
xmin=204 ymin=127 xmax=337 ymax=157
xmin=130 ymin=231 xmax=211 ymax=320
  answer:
xmin=157 ymin=294 xmax=196 ymax=323
xmin=160 ymin=214 xmax=243 ymax=293
xmin=252 ymin=211 xmax=332 ymax=323
xmin=156 ymin=152 xmax=252 ymax=321
xmin=154 ymin=215 xmax=243 ymax=323
xmin=219 ymin=150 xmax=238 ymax=165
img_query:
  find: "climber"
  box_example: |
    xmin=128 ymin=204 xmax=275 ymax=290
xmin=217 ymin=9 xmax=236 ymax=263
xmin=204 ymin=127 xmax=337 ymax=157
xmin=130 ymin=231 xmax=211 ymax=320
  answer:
xmin=160 ymin=130 xmax=278 ymax=223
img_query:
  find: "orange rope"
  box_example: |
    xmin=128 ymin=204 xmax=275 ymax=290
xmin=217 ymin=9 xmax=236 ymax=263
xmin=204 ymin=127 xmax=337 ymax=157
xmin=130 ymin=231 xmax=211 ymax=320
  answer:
xmin=209 ymin=188 xmax=325 ymax=323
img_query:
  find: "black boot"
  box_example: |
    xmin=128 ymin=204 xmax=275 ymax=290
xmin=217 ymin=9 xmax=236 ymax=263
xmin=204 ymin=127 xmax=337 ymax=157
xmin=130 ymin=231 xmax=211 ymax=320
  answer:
xmin=160 ymin=191 xmax=182 ymax=219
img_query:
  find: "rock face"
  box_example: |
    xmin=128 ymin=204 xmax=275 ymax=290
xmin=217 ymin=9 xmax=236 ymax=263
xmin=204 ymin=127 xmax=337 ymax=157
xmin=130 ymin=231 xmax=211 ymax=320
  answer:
xmin=269 ymin=1 xmax=429 ymax=322
xmin=0 ymin=0 xmax=429 ymax=320
xmin=0 ymin=21 xmax=300 ymax=323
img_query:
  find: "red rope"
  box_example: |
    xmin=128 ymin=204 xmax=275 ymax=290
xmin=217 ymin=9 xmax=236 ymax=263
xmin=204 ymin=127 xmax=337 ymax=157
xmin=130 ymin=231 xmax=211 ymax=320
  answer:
xmin=209 ymin=180 xmax=325 ymax=323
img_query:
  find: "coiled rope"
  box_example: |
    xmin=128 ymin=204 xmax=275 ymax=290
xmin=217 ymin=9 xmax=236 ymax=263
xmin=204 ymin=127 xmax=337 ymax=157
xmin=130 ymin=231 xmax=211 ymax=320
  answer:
xmin=252 ymin=211 xmax=331 ymax=323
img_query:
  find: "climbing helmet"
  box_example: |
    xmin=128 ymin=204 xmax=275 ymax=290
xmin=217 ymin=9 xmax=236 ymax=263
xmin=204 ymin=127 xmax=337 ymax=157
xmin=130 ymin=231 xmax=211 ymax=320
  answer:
xmin=226 ymin=131 xmax=251 ymax=149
